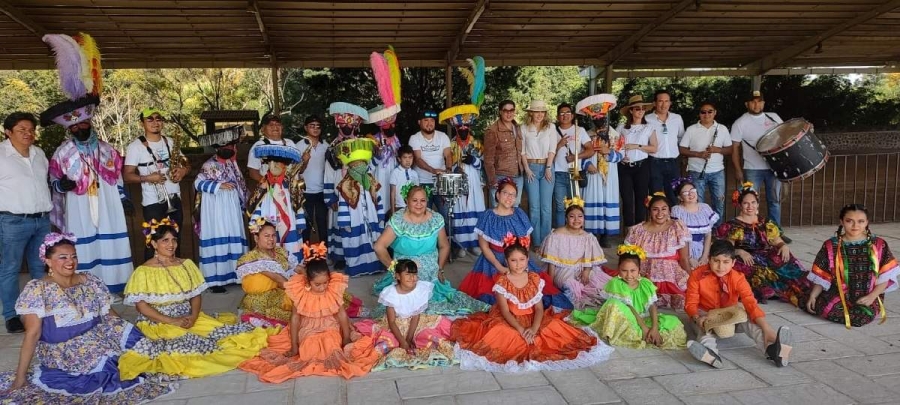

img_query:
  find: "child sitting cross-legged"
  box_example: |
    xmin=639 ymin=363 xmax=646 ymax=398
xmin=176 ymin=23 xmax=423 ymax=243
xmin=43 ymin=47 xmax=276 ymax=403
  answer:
xmin=686 ymin=239 xmax=796 ymax=368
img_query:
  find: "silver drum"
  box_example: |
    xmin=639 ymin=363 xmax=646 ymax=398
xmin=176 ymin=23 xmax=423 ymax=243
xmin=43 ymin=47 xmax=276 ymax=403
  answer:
xmin=434 ymin=173 xmax=469 ymax=196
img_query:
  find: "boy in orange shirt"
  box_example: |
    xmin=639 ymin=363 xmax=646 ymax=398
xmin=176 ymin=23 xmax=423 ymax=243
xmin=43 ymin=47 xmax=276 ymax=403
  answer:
xmin=685 ymin=240 xmax=795 ymax=368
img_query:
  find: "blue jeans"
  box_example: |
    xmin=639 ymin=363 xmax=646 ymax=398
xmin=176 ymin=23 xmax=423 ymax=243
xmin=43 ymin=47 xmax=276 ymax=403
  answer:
xmin=744 ymin=169 xmax=782 ymax=226
xmin=525 ymin=163 xmax=554 ymax=246
xmin=649 ymin=157 xmax=680 ymax=205
xmin=689 ymin=170 xmax=726 ymax=226
xmin=553 ymin=171 xmax=571 ymax=228
xmin=0 ymin=214 xmax=50 ymax=320
xmin=489 ymin=175 xmax=524 ymax=208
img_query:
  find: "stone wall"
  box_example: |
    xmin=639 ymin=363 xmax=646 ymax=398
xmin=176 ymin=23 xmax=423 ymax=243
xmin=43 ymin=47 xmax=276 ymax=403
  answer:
xmin=817 ymin=131 xmax=900 ymax=153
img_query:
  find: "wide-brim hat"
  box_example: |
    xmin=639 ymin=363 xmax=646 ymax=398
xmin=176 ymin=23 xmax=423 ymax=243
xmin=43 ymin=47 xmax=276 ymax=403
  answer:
xmin=439 ymin=104 xmax=479 ymax=126
xmin=576 ymin=94 xmax=617 ymax=117
xmin=525 ymin=100 xmax=549 ymax=112
xmin=254 ymin=144 xmax=301 ymax=163
xmin=704 ymin=305 xmax=749 ymax=338
xmin=619 ymin=95 xmax=654 ymax=116
xmin=329 ymin=102 xmax=369 ymax=122
xmin=337 ymin=137 xmax=376 ymax=165
xmin=199 ymin=125 xmax=244 ymax=148
xmin=366 ymin=104 xmax=401 ymax=125
xmin=40 ymin=95 xmax=100 ymax=127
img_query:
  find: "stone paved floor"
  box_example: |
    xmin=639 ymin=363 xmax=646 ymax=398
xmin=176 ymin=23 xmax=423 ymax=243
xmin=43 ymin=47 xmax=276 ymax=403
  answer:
xmin=4 ymin=223 xmax=900 ymax=404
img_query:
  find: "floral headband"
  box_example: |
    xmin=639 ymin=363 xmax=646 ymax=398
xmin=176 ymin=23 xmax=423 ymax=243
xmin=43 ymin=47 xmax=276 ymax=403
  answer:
xmin=495 ymin=177 xmax=518 ymax=193
xmin=564 ymin=196 xmax=585 ymax=209
xmin=617 ymin=244 xmax=647 ymax=261
xmin=670 ymin=176 xmax=693 ymax=193
xmin=400 ymin=183 xmax=432 ymax=202
xmin=39 ymin=232 xmax=77 ymax=260
xmin=141 ymin=218 xmax=178 ymax=246
xmin=731 ymin=181 xmax=757 ymax=207
xmin=502 ymin=232 xmax=531 ymax=250
xmin=644 ymin=191 xmax=667 ymax=208
xmin=248 ymin=215 xmax=274 ymax=234
xmin=301 ymin=241 xmax=327 ymax=262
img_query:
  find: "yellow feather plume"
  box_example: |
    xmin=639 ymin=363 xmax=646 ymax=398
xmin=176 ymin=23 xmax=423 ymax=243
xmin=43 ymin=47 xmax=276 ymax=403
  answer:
xmin=384 ymin=46 xmax=402 ymax=104
xmin=76 ymin=33 xmax=102 ymax=95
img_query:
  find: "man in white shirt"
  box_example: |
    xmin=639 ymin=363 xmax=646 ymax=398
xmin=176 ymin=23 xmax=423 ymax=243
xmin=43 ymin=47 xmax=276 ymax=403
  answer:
xmin=647 ymin=90 xmax=685 ymax=204
xmin=247 ymin=113 xmax=295 ymax=183
xmin=0 ymin=112 xmax=52 ymax=333
xmin=123 ymin=108 xmax=192 ymax=259
xmin=551 ymin=103 xmax=593 ymax=228
xmin=409 ymin=109 xmax=452 ymax=215
xmin=298 ymin=115 xmax=328 ymax=246
xmin=730 ymin=91 xmax=790 ymax=242
xmin=679 ymin=101 xmax=732 ymax=224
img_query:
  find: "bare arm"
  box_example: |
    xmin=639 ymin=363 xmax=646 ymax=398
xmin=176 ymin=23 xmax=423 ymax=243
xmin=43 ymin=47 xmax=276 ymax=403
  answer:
xmin=679 ymin=244 xmax=692 ymax=273
xmin=437 ymin=224 xmax=450 ymax=271
xmin=135 ymin=301 xmax=179 ymax=325
xmin=701 ymin=232 xmax=712 ymax=263
xmin=336 ymin=307 xmax=352 ymax=345
xmin=413 ymin=150 xmax=439 ymax=174
xmin=261 ymin=271 xmax=289 ymax=288
xmin=374 ymin=225 xmax=397 ymax=268
xmin=731 ymin=141 xmax=744 ymax=182
xmin=249 ymin=168 xmax=263 ymax=183
xmin=529 ymin=299 xmax=544 ymax=334
xmin=287 ymin=310 xmax=301 ymax=356
xmin=11 ymin=314 xmax=40 ymax=390
xmin=385 ymin=306 xmax=408 ymax=349
xmin=442 ymin=147 xmax=452 ymax=172
xmin=644 ymin=131 xmax=659 ymax=154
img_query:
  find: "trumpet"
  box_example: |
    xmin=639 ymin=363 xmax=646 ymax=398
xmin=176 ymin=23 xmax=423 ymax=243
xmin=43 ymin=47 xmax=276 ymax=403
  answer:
xmin=568 ymin=122 xmax=582 ymax=199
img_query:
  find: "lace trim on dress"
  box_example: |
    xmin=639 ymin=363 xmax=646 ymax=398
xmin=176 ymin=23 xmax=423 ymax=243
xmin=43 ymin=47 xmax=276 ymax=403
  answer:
xmin=236 ymin=260 xmax=292 ymax=279
xmin=390 ymin=209 xmax=444 ymax=239
xmin=452 ymin=327 xmax=614 ymax=373
xmin=124 ymin=284 xmax=208 ymax=306
xmin=806 ymin=271 xmax=832 ymax=291
xmin=492 ymin=279 xmax=545 ymax=310
xmin=377 ymin=281 xmax=435 ymax=318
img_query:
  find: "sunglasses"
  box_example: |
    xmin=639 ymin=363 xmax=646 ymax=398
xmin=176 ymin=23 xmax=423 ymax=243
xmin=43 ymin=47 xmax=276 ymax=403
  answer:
xmin=630 ymin=107 xmax=644 ymax=111
xmin=558 ymin=111 xmax=573 ymax=116
xmin=307 ymin=124 xmax=321 ymax=128
xmin=700 ymin=110 xmax=715 ymax=114
xmin=501 ymin=108 xmax=516 ymax=113
xmin=144 ymin=116 xmax=165 ymax=122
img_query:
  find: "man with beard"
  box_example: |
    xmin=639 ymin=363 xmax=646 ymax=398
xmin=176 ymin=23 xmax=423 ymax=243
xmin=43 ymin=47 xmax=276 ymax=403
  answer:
xmin=43 ymin=95 xmax=134 ymax=294
xmin=193 ymin=126 xmax=248 ymax=292
xmin=409 ymin=109 xmax=452 ymax=222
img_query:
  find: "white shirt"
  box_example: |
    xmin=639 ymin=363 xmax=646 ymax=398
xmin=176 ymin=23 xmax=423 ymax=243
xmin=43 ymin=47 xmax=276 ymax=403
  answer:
xmin=409 ymin=130 xmax=450 ymax=184
xmin=520 ymin=123 xmax=556 ymax=160
xmin=247 ymin=137 xmax=296 ymax=173
xmin=646 ymin=112 xmax=685 ymax=159
xmin=124 ymin=136 xmax=182 ymax=206
xmin=389 ymin=165 xmax=419 ymax=208
xmin=615 ymin=124 xmax=654 ymax=162
xmin=552 ymin=125 xmax=591 ymax=172
xmin=0 ymin=140 xmax=52 ymax=214
xmin=731 ymin=112 xmax=783 ymax=170
xmin=297 ymin=137 xmax=327 ymax=193
xmin=680 ymin=121 xmax=732 ymax=173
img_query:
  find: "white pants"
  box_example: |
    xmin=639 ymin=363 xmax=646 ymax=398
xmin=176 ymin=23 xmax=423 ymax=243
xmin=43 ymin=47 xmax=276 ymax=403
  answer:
xmin=690 ymin=317 xmax=767 ymax=354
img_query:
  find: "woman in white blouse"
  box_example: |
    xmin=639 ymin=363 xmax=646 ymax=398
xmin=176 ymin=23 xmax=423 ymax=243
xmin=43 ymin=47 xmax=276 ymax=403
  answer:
xmin=615 ymin=95 xmax=658 ymax=227
xmin=521 ymin=100 xmax=556 ymax=251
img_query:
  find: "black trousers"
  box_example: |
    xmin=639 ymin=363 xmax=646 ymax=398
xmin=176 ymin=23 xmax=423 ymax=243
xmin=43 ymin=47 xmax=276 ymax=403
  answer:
xmin=618 ymin=161 xmax=650 ymax=227
xmin=303 ymin=192 xmax=328 ymax=245
xmin=142 ymin=195 xmax=184 ymax=260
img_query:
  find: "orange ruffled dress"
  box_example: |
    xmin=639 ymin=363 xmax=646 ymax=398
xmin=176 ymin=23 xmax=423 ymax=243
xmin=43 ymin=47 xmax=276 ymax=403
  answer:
xmin=451 ymin=273 xmax=614 ymax=372
xmin=239 ymin=272 xmax=379 ymax=382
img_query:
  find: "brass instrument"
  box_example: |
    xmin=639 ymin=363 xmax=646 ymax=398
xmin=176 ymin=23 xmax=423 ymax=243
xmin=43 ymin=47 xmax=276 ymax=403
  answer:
xmin=168 ymin=132 xmax=190 ymax=182
xmin=568 ymin=123 xmax=582 ymax=199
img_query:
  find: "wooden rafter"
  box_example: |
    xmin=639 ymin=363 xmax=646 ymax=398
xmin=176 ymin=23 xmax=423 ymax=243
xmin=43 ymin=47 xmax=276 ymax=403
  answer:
xmin=446 ymin=0 xmax=488 ymax=64
xmin=0 ymin=0 xmax=46 ymax=37
xmin=248 ymin=0 xmax=275 ymax=63
xmin=595 ymin=0 xmax=695 ymax=65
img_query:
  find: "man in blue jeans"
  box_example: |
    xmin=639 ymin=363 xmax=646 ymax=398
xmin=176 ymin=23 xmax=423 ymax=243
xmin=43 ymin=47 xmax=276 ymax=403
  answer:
xmin=0 ymin=112 xmax=52 ymax=333
xmin=679 ymin=101 xmax=732 ymax=225
xmin=647 ymin=90 xmax=685 ymax=205
xmin=730 ymin=91 xmax=792 ymax=243
xmin=551 ymin=103 xmax=593 ymax=227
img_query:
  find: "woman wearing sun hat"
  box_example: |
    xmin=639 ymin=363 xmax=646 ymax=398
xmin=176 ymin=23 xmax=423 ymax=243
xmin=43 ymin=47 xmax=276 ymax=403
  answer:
xmin=520 ymin=100 xmax=557 ymax=251
xmin=615 ymin=95 xmax=658 ymax=227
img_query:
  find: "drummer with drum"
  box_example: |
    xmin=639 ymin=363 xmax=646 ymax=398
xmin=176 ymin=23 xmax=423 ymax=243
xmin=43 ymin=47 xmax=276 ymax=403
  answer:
xmin=729 ymin=91 xmax=791 ymax=243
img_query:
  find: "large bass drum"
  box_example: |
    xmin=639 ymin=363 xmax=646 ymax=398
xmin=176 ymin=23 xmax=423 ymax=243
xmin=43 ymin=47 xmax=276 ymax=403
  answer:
xmin=755 ymin=118 xmax=829 ymax=182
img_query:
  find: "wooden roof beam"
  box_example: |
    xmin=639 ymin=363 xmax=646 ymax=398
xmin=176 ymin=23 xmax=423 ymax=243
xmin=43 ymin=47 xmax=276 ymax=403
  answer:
xmin=744 ymin=0 xmax=900 ymax=74
xmin=0 ymin=0 xmax=46 ymax=37
xmin=446 ymin=0 xmax=488 ymax=64
xmin=596 ymin=0 xmax=694 ymax=65
xmin=248 ymin=0 xmax=275 ymax=63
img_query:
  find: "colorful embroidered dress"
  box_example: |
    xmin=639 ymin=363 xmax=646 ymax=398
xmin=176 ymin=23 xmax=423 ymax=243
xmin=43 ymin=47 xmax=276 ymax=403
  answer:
xmin=624 ymin=221 xmax=692 ymax=309
xmin=239 ymin=272 xmax=380 ymax=382
xmin=805 ymin=237 xmax=899 ymax=327
xmin=118 ymin=260 xmax=271 ymax=379
xmin=580 ymin=128 xmax=624 ymax=236
xmin=671 ymin=203 xmax=719 ymax=261
xmin=355 ymin=281 xmax=455 ymax=370
xmin=0 ymin=274 xmax=175 ymax=403
xmin=369 ymin=131 xmax=400 ymax=214
xmin=715 ymin=217 xmax=810 ymax=305
xmin=372 ymin=209 xmax=489 ymax=316
xmin=449 ymin=134 xmax=486 ymax=250
xmin=540 ymin=229 xmax=612 ymax=308
xmin=236 ymin=247 xmax=296 ymax=327
xmin=249 ymin=171 xmax=306 ymax=262
xmin=194 ymin=155 xmax=249 ymax=286
xmin=572 ymin=277 xmax=686 ymax=350
xmin=459 ymin=208 xmax=573 ymax=310
xmin=451 ymin=273 xmax=613 ymax=372
xmin=49 ymin=136 xmax=133 ymax=293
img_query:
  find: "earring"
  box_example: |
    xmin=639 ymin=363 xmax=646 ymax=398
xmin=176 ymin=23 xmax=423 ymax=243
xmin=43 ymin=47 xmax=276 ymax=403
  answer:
xmin=305 ymin=286 xmax=311 ymax=292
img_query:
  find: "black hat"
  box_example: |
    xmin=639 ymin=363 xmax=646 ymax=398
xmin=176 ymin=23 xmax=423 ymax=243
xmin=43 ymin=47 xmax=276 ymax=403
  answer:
xmin=419 ymin=110 xmax=438 ymax=120
xmin=304 ymin=115 xmax=322 ymax=125
xmin=261 ymin=113 xmax=281 ymax=125
xmin=747 ymin=91 xmax=764 ymax=102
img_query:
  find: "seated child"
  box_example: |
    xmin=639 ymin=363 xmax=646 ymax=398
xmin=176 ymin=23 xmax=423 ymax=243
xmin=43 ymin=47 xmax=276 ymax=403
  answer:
xmin=239 ymin=258 xmax=379 ymax=382
xmin=355 ymin=259 xmax=455 ymax=370
xmin=451 ymin=236 xmax=613 ymax=372
xmin=389 ymin=145 xmax=419 ymax=215
xmin=572 ymin=244 xmax=686 ymax=350
xmin=685 ymin=239 xmax=795 ymax=368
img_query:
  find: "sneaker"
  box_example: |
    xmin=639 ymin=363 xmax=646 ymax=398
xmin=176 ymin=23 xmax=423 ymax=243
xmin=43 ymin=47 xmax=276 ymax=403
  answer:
xmin=781 ymin=235 xmax=793 ymax=244
xmin=210 ymin=286 xmax=227 ymax=294
xmin=597 ymin=234 xmax=611 ymax=248
xmin=468 ymin=247 xmax=482 ymax=256
xmin=5 ymin=316 xmax=24 ymax=334
xmin=766 ymin=326 xmax=794 ymax=367
xmin=456 ymin=249 xmax=467 ymax=259
xmin=687 ymin=340 xmax=723 ymax=368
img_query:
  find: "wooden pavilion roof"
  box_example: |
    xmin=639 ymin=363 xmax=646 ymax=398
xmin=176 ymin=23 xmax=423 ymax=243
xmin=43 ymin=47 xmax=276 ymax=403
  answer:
xmin=1 ymin=0 xmax=898 ymax=75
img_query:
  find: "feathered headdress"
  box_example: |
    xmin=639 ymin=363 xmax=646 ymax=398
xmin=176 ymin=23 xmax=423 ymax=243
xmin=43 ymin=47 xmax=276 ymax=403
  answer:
xmin=439 ymin=56 xmax=486 ymax=126
xmin=40 ymin=32 xmax=103 ymax=127
xmin=366 ymin=46 xmax=403 ymax=125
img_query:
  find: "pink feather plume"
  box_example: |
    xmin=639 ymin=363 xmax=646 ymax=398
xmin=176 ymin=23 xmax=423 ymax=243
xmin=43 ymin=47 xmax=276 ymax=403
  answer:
xmin=370 ymin=51 xmax=396 ymax=107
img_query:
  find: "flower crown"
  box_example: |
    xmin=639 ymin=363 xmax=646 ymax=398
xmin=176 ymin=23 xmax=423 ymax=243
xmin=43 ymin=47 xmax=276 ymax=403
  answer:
xmin=248 ymin=215 xmax=273 ymax=234
xmin=495 ymin=177 xmax=517 ymax=192
xmin=644 ymin=191 xmax=667 ymax=208
xmin=39 ymin=232 xmax=77 ymax=260
xmin=301 ymin=241 xmax=327 ymax=262
xmin=400 ymin=183 xmax=432 ymax=202
xmin=564 ymin=196 xmax=585 ymax=209
xmin=731 ymin=181 xmax=757 ymax=207
xmin=617 ymin=243 xmax=647 ymax=261
xmin=502 ymin=232 xmax=531 ymax=250
xmin=141 ymin=218 xmax=178 ymax=246
xmin=670 ymin=176 xmax=693 ymax=193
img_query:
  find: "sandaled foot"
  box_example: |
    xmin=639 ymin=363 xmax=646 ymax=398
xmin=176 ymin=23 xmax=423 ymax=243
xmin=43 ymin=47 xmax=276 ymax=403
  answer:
xmin=688 ymin=340 xmax=723 ymax=368
xmin=766 ymin=326 xmax=794 ymax=367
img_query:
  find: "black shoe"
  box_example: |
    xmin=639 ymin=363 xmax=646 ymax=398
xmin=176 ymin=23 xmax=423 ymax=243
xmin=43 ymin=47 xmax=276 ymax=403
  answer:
xmin=765 ymin=326 xmax=794 ymax=367
xmin=5 ymin=316 xmax=24 ymax=333
xmin=781 ymin=235 xmax=793 ymax=244
xmin=209 ymin=286 xmax=227 ymax=294
xmin=597 ymin=234 xmax=611 ymax=248
xmin=753 ymin=289 xmax=768 ymax=305
xmin=335 ymin=260 xmax=347 ymax=270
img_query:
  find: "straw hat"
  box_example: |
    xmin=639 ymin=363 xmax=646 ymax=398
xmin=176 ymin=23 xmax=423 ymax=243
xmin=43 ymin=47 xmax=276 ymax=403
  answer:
xmin=619 ymin=95 xmax=654 ymax=116
xmin=525 ymin=100 xmax=549 ymax=112
xmin=704 ymin=305 xmax=749 ymax=338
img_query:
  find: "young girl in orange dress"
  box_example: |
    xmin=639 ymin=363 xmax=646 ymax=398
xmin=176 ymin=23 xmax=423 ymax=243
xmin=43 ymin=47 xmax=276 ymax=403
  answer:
xmin=451 ymin=235 xmax=613 ymax=372
xmin=239 ymin=256 xmax=379 ymax=382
